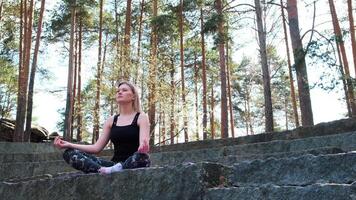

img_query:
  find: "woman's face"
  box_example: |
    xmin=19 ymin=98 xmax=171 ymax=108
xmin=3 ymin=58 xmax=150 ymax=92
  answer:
xmin=116 ymin=84 xmax=134 ymax=104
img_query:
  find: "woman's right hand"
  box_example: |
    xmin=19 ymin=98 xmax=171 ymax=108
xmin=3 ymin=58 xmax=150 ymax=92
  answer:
xmin=53 ymin=136 xmax=71 ymax=149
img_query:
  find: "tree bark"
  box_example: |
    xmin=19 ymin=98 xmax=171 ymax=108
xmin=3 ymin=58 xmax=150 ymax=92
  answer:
xmin=347 ymin=0 xmax=356 ymax=76
xmin=76 ymin=17 xmax=83 ymax=142
xmin=210 ymin=82 xmax=215 ymax=139
xmin=200 ymin=7 xmax=208 ymax=140
xmin=14 ymin=0 xmax=31 ymax=142
xmin=328 ymin=0 xmax=356 ymax=117
xmin=226 ymin=35 xmax=235 ymax=137
xmin=179 ymin=0 xmax=188 ymax=142
xmin=334 ymin=39 xmax=351 ymax=117
xmin=135 ymin=0 xmax=145 ymax=84
xmin=216 ymin=0 xmax=228 ymax=138
xmin=64 ymin=1 xmax=76 ymax=141
xmin=123 ymin=0 xmax=132 ymax=79
xmin=25 ymin=0 xmax=45 ymax=142
xmin=194 ymin=54 xmax=199 ymax=140
xmin=255 ymin=0 xmax=274 ymax=132
xmin=281 ymin=0 xmax=299 ymax=127
xmin=93 ymin=0 xmax=104 ymax=143
xmin=148 ymin=0 xmax=158 ymax=145
xmin=287 ymin=0 xmax=314 ymax=126
xmin=170 ymin=57 xmax=175 ymax=144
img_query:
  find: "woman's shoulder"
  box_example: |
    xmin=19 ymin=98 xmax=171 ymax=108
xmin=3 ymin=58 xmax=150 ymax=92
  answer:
xmin=137 ymin=112 xmax=149 ymax=123
xmin=104 ymin=115 xmax=117 ymax=126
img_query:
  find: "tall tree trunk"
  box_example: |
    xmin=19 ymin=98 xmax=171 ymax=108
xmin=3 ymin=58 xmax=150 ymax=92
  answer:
xmin=179 ymin=0 xmax=188 ymax=142
xmin=93 ymin=0 xmax=104 ymax=143
xmin=101 ymin=32 xmax=108 ymax=75
xmin=335 ymin=36 xmax=352 ymax=117
xmin=14 ymin=0 xmax=31 ymax=142
xmin=25 ymin=0 xmax=45 ymax=142
xmin=194 ymin=54 xmax=199 ymax=140
xmin=347 ymin=0 xmax=356 ymax=75
xmin=216 ymin=0 xmax=228 ymax=138
xmin=71 ymin=25 xmax=78 ymax=140
xmin=328 ymin=0 xmax=356 ymax=117
xmin=247 ymin=89 xmax=254 ymax=134
xmin=148 ymin=0 xmax=158 ymax=145
xmin=123 ymin=0 xmax=132 ymax=79
xmin=200 ymin=7 xmax=208 ymax=140
xmin=161 ymin=111 xmax=166 ymax=145
xmin=135 ymin=0 xmax=145 ymax=84
xmin=244 ymin=98 xmax=249 ymax=134
xmin=170 ymin=57 xmax=175 ymax=144
xmin=210 ymin=83 xmax=215 ymax=139
xmin=281 ymin=0 xmax=299 ymax=127
xmin=287 ymin=0 xmax=314 ymax=126
xmin=76 ymin=18 xmax=83 ymax=142
xmin=226 ymin=38 xmax=235 ymax=137
xmin=255 ymin=0 xmax=273 ymax=132
xmin=64 ymin=1 xmax=76 ymax=141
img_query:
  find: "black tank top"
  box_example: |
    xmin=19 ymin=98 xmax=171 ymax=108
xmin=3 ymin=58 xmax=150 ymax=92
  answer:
xmin=110 ymin=113 xmax=140 ymax=162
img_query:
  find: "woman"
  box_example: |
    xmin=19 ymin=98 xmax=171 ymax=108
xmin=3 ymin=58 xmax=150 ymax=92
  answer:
xmin=54 ymin=81 xmax=151 ymax=174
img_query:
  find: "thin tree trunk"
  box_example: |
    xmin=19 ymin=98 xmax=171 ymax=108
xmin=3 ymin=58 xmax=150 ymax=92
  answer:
xmin=347 ymin=0 xmax=356 ymax=76
xmin=226 ymin=38 xmax=235 ymax=137
xmin=179 ymin=0 xmax=188 ymax=142
xmin=135 ymin=0 xmax=145 ymax=84
xmin=101 ymin=32 xmax=108 ymax=75
xmin=281 ymin=0 xmax=299 ymax=127
xmin=170 ymin=57 xmax=175 ymax=144
xmin=76 ymin=18 xmax=83 ymax=142
xmin=123 ymin=0 xmax=132 ymax=79
xmin=14 ymin=0 xmax=28 ymax=142
xmin=247 ymin=88 xmax=253 ymax=134
xmin=25 ymin=0 xmax=45 ymax=142
xmin=64 ymin=1 xmax=76 ymax=141
xmin=255 ymin=0 xmax=273 ymax=132
xmin=148 ymin=0 xmax=158 ymax=145
xmin=287 ymin=0 xmax=314 ymax=126
xmin=200 ymin=7 xmax=208 ymax=140
xmin=71 ymin=25 xmax=78 ymax=140
xmin=93 ymin=0 xmax=104 ymax=143
xmin=161 ymin=111 xmax=166 ymax=145
xmin=335 ymin=36 xmax=352 ymax=117
xmin=328 ymin=0 xmax=356 ymax=117
xmin=216 ymin=0 xmax=228 ymax=138
xmin=244 ymin=97 xmax=249 ymax=134
xmin=210 ymin=84 xmax=215 ymax=139
xmin=194 ymin=54 xmax=199 ymax=140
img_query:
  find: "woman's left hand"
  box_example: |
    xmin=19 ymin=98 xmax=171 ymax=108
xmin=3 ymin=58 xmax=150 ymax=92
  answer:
xmin=138 ymin=140 xmax=149 ymax=154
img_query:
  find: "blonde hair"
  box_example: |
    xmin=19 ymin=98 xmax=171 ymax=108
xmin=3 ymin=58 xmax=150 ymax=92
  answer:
xmin=116 ymin=81 xmax=141 ymax=113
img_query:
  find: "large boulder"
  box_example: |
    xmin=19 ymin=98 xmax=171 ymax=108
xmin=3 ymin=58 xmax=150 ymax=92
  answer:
xmin=0 ymin=118 xmax=48 ymax=142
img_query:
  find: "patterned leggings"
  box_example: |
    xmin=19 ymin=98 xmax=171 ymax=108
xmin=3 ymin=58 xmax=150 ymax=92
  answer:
xmin=63 ymin=149 xmax=151 ymax=173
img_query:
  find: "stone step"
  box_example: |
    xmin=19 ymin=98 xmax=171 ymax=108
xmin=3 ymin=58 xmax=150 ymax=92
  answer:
xmin=0 ymin=152 xmax=63 ymax=163
xmin=0 ymin=155 xmax=113 ymax=181
xmin=0 ymin=162 xmax=229 ymax=200
xmin=213 ymin=147 xmax=345 ymax=166
xmin=0 ymin=142 xmax=60 ymax=154
xmin=230 ymin=152 xmax=356 ymax=186
xmin=0 ymin=160 xmax=75 ymax=181
xmin=204 ymin=182 xmax=356 ymax=200
xmin=1 ymin=150 xmax=113 ymax=163
xmin=150 ymin=131 xmax=356 ymax=166
xmin=152 ymin=118 xmax=356 ymax=153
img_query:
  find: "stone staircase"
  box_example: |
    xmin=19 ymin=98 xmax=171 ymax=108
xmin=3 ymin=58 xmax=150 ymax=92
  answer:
xmin=0 ymin=118 xmax=355 ymax=199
